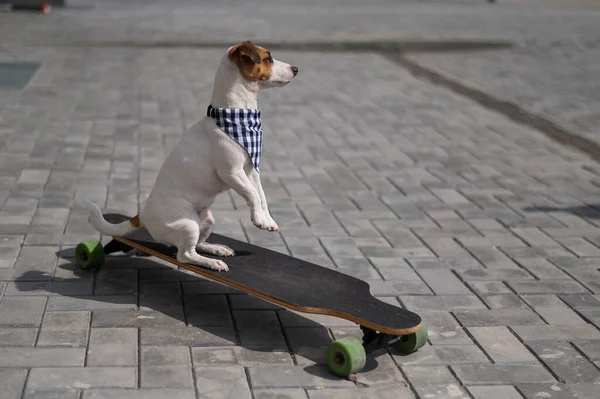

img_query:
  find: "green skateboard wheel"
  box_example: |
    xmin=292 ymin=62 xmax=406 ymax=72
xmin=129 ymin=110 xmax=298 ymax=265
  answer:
xmin=75 ymin=240 xmax=105 ymax=270
xmin=325 ymin=336 xmax=367 ymax=377
xmin=396 ymin=323 xmax=428 ymax=354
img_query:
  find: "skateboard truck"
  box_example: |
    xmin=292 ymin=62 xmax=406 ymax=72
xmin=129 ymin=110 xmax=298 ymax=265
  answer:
xmin=361 ymin=326 xmax=401 ymax=354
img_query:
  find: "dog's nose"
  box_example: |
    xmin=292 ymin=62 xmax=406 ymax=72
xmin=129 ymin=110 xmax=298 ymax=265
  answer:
xmin=291 ymin=66 xmax=298 ymax=76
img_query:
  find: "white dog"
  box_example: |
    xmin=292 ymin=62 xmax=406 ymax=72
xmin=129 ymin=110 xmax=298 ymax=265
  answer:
xmin=87 ymin=41 xmax=298 ymax=272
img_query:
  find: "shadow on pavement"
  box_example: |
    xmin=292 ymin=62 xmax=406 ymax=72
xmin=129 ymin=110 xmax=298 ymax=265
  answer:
xmin=11 ymin=249 xmax=383 ymax=378
xmin=523 ymin=204 xmax=600 ymax=219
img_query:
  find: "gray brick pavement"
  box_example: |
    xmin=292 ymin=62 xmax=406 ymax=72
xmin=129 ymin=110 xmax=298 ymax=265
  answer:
xmin=0 ymin=9 xmax=599 ymax=396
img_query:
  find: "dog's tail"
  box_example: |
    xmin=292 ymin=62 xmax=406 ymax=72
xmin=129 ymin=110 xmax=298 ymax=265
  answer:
xmin=86 ymin=200 xmax=142 ymax=236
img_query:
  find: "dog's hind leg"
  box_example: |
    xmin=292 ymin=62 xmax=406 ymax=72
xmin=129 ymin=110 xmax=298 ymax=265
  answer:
xmin=195 ymin=208 xmax=234 ymax=257
xmin=170 ymin=214 xmax=229 ymax=272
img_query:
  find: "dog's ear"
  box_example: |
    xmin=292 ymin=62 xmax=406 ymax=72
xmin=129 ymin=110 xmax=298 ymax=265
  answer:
xmin=229 ymin=41 xmax=261 ymax=65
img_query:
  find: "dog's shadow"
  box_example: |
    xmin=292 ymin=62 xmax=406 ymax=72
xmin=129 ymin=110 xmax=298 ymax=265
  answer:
xmin=12 ymin=248 xmax=381 ymax=379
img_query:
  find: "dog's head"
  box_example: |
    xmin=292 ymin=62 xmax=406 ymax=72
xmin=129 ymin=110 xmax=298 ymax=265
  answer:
xmin=227 ymin=41 xmax=298 ymax=89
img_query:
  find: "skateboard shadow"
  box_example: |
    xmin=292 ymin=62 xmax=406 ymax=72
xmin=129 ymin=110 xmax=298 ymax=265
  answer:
xmin=11 ymin=250 xmax=381 ymax=378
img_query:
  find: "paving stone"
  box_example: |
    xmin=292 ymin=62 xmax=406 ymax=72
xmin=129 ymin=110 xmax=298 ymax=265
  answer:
xmin=528 ymin=341 xmax=600 ymax=383
xmin=141 ymin=364 xmax=193 ymax=388
xmin=191 ymin=347 xmax=237 ymax=365
xmin=235 ymin=347 xmax=294 ymax=366
xmin=402 ymin=365 xmax=458 ymax=386
xmin=92 ymin=308 xmax=185 ymax=328
xmin=46 ymin=295 xmax=137 ymax=311
xmin=184 ymin=294 xmax=234 ymax=326
xmin=94 ymin=269 xmax=138 ymax=295
xmin=306 ymin=386 xmax=415 ymax=399
xmin=0 ymin=297 xmax=46 ymax=326
xmin=482 ymin=294 xmax=528 ymax=309
xmin=5 ymin=281 xmax=93 ymax=296
xmin=510 ymin=228 xmax=560 ymax=247
xmin=400 ymin=295 xmax=485 ymax=311
xmin=82 ymin=390 xmax=196 ymax=399
xmin=521 ymin=295 xmax=565 ymax=308
xmin=556 ymin=237 xmax=600 ymax=257
xmin=560 ymin=294 xmax=600 ymax=309
xmin=140 ymin=327 xmax=236 ymax=346
xmin=458 ymin=269 xmax=533 ymax=281
xmin=0 ymin=347 xmax=84 ymax=367
xmin=11 ymin=246 xmax=58 ymax=278
xmin=23 ymin=390 xmax=80 ymax=399
xmin=468 ymin=281 xmax=512 ymax=295
xmin=454 ymin=309 xmax=544 ymax=327
xmin=37 ymin=311 xmax=90 ymax=347
xmin=353 ymin=350 xmax=405 ymax=386
xmin=194 ymin=365 xmax=251 ymax=398
xmin=433 ymin=345 xmax=490 ymax=364
xmin=534 ymin=306 xmax=588 ymax=325
xmin=513 ymin=325 xmax=600 ymax=341
xmin=415 ymin=384 xmax=471 ymax=399
xmin=452 ymin=364 xmax=557 ymax=385
xmin=254 ymin=389 xmax=308 ymax=399
xmin=249 ymin=365 xmax=353 ymax=389
xmin=468 ymin=327 xmax=537 ymax=363
xmin=139 ymin=282 xmax=183 ymax=312
xmin=87 ymin=328 xmax=138 ymax=367
xmin=420 ymin=236 xmax=471 ymax=257
xmin=0 ymin=369 xmax=28 ymax=399
xmin=229 ymin=294 xmax=283 ymax=310
xmin=0 ymin=327 xmax=37 ymax=346
xmin=390 ymin=343 xmax=441 ymax=365
xmin=467 ymin=385 xmax=523 ymax=399
xmin=233 ymin=310 xmax=286 ymax=347
xmin=285 ymin=326 xmax=332 ymax=366
xmin=517 ymin=258 xmax=570 ymax=280
xmin=507 ymin=280 xmax=590 ymax=295
xmin=416 ymin=269 xmax=470 ymax=295
xmin=388 ymin=280 xmax=432 ymax=295
xmin=562 ymin=383 xmax=600 ymax=399
xmin=516 ymin=384 xmax=582 ymax=399
xmin=572 ymin=340 xmax=600 ymax=360
xmin=408 ymin=257 xmax=482 ymax=271
xmin=278 ymin=310 xmax=355 ymax=328
xmin=468 ymin=248 xmax=520 ymax=269
xmin=182 ymin=281 xmax=241 ymax=295
xmin=26 ymin=367 xmax=136 ymax=390
xmin=421 ymin=311 xmax=474 ymax=346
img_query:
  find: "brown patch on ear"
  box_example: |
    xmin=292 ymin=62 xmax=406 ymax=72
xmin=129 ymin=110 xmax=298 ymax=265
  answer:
xmin=228 ymin=41 xmax=261 ymax=64
xmin=228 ymin=41 xmax=273 ymax=83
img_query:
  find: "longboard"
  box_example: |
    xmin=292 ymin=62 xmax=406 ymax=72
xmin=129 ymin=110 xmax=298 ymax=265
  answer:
xmin=76 ymin=213 xmax=427 ymax=377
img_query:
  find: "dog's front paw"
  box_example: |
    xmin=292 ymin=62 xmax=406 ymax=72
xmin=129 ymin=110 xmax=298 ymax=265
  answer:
xmin=265 ymin=215 xmax=279 ymax=232
xmin=251 ymin=211 xmax=270 ymax=231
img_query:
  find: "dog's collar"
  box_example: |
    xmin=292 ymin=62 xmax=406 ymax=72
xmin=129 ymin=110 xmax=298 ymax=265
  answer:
xmin=206 ymin=104 xmax=263 ymax=172
xmin=207 ymin=104 xmax=261 ymax=119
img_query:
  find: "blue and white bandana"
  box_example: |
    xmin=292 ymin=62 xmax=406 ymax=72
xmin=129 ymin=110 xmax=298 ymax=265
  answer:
xmin=207 ymin=104 xmax=263 ymax=172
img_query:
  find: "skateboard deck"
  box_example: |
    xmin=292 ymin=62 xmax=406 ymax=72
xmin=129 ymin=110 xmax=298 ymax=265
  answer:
xmin=97 ymin=213 xmax=422 ymax=336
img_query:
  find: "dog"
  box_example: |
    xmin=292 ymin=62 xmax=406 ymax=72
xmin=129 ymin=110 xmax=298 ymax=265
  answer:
xmin=87 ymin=41 xmax=298 ymax=272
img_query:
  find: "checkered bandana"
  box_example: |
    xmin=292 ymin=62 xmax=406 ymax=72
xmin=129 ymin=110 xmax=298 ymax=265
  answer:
xmin=207 ymin=104 xmax=263 ymax=172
